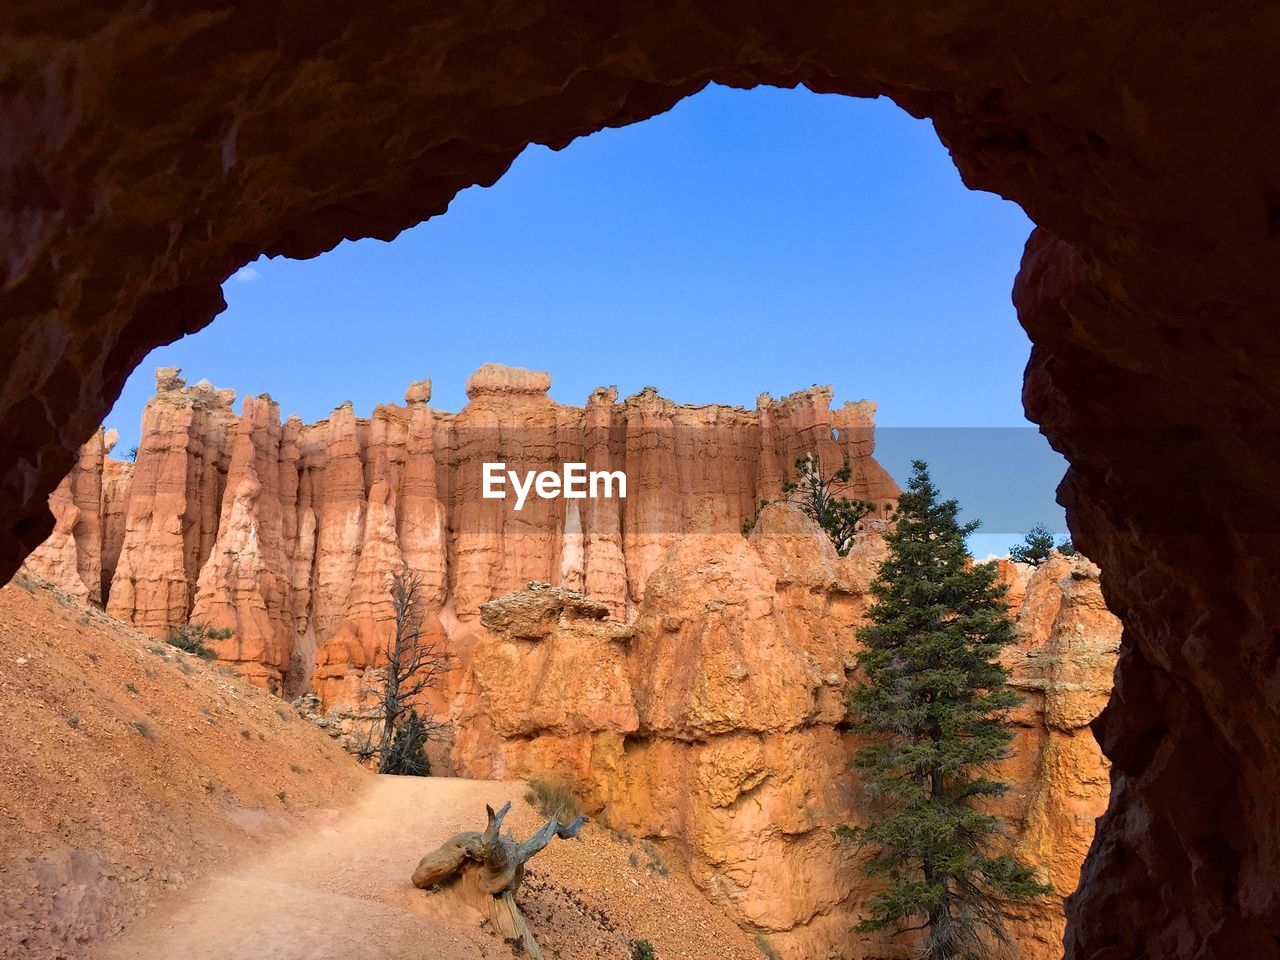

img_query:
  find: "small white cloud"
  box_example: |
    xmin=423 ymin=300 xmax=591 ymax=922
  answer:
xmin=231 ymin=265 xmax=260 ymax=284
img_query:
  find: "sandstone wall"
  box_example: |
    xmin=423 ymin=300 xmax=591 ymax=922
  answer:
xmin=25 ymin=372 xmax=1118 ymax=957
xmin=29 ymin=364 xmax=898 ymax=696
xmin=458 ymin=505 xmax=1120 ymax=959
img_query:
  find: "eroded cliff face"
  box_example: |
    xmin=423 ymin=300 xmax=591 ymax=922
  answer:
xmin=459 ymin=505 xmax=1119 ymax=959
xmin=30 ymin=364 xmax=896 ymax=696
xmin=26 ymin=368 xmax=1118 ymax=956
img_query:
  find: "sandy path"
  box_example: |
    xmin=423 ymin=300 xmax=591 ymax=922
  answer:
xmin=95 ymin=777 xmax=531 ymax=960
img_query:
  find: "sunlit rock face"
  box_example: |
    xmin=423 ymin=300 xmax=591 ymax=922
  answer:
xmin=459 ymin=504 xmax=1120 ymax=959
xmin=28 ymin=365 xmax=896 ymax=697
xmin=23 ymin=427 xmax=114 ymax=604
xmin=17 ymin=367 xmax=1123 ymax=954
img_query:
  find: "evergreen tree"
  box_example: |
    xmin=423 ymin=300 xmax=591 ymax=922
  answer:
xmin=840 ymin=461 xmax=1050 ymax=959
xmin=1009 ymin=524 xmax=1076 ymax=565
xmin=382 ymin=708 xmax=432 ymax=777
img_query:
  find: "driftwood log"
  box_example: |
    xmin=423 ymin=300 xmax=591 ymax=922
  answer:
xmin=412 ymin=801 xmax=587 ymax=958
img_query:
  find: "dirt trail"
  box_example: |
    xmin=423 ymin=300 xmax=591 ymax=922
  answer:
xmin=95 ymin=776 xmax=762 ymax=960
xmin=1 ymin=576 xmax=758 ymax=960
xmin=0 ymin=573 xmax=365 ymax=959
xmin=94 ymin=777 xmax=509 ymax=960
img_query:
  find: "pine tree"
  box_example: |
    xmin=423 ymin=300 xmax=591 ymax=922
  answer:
xmin=841 ymin=460 xmax=1050 ymax=959
xmin=382 ymin=708 xmax=432 ymax=777
xmin=1009 ymin=523 xmax=1076 ymax=565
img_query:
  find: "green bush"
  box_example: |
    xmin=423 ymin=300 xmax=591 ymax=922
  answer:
xmin=631 ymin=940 xmax=656 ymax=960
xmin=166 ymin=623 xmax=232 ymax=660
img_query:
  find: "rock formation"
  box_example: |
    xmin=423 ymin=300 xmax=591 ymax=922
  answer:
xmin=3 ymin=10 xmax=1279 ymax=955
xmin=24 ymin=427 xmax=116 ymax=604
xmin=29 ymin=365 xmax=896 ymax=695
xmin=455 ymin=505 xmax=1120 ymax=959
xmin=21 ymin=368 xmax=1121 ymax=956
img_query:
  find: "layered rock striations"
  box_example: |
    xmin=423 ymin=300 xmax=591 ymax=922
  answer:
xmin=460 ymin=505 xmax=1119 ymax=959
xmin=26 ymin=367 xmax=1120 ymax=957
xmin=33 ymin=365 xmax=897 ymax=695
xmin=24 ymin=427 xmax=116 ymax=604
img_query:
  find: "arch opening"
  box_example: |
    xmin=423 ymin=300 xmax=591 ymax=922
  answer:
xmin=4 ymin=6 xmax=1279 ymax=958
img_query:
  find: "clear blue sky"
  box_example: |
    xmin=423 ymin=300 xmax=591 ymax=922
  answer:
xmin=106 ymin=84 xmax=1068 ymax=556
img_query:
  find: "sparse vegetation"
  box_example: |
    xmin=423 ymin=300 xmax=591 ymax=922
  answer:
xmin=369 ymin=565 xmax=449 ymax=776
xmin=131 ymin=719 xmax=153 ymax=740
xmin=124 ymin=681 xmax=137 ymax=694
xmin=66 ymin=714 xmax=80 ymax=729
xmin=382 ymin=708 xmax=432 ymax=776
xmin=166 ymin=622 xmax=231 ymax=660
xmin=1009 ymin=523 xmax=1077 ymax=565
xmin=743 ymin=452 xmax=872 ymax=555
xmin=124 ymin=445 xmax=139 ymax=462
xmin=631 ymin=940 xmax=656 ymax=960
xmin=524 ymin=777 xmax=585 ymax=825
xmin=637 ymin=839 xmax=668 ymax=876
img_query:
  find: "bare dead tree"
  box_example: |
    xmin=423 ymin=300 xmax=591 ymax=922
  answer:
xmin=371 ymin=564 xmax=450 ymax=774
xmin=412 ymin=800 xmax=588 ymax=958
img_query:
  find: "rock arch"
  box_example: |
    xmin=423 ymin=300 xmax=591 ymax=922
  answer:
xmin=3 ymin=4 xmax=1278 ymax=955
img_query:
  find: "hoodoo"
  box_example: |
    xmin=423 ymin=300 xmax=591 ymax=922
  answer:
xmin=20 ymin=367 xmax=1120 ymax=958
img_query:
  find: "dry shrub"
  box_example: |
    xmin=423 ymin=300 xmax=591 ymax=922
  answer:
xmin=524 ymin=777 xmax=584 ymax=824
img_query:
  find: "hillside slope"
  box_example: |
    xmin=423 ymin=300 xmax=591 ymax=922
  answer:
xmin=0 ymin=573 xmax=769 ymax=960
xmin=0 ymin=571 xmax=367 ymax=959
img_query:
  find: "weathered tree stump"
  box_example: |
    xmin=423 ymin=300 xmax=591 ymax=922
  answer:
xmin=411 ymin=801 xmax=587 ymax=959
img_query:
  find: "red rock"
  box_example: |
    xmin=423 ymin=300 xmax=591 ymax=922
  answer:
xmin=461 ymin=506 xmax=1120 ymax=958
xmin=51 ymin=367 xmax=896 ymax=694
xmin=27 ymin=365 xmax=1126 ymax=956
xmin=105 ymin=370 xmax=238 ymax=637
xmin=23 ymin=428 xmax=110 ymax=603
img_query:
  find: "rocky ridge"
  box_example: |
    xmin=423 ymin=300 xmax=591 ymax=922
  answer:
xmin=25 ymin=364 xmax=898 ymax=697
xmin=21 ymin=367 xmax=1120 ymax=958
